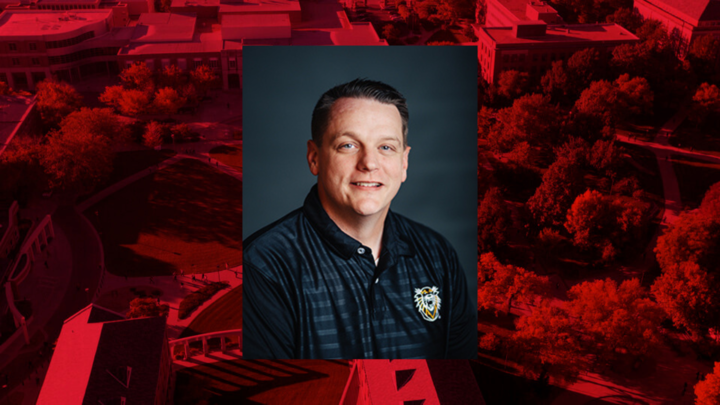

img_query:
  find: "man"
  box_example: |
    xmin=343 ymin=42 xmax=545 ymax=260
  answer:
xmin=243 ymin=79 xmax=475 ymax=359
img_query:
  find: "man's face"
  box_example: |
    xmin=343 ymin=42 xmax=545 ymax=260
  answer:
xmin=307 ymin=97 xmax=410 ymax=224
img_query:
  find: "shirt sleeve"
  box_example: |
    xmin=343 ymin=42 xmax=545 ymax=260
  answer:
xmin=445 ymin=248 xmax=477 ymax=359
xmin=243 ymin=260 xmax=297 ymax=359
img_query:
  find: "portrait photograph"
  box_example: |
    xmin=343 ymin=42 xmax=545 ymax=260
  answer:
xmin=242 ymin=46 xmax=478 ymax=359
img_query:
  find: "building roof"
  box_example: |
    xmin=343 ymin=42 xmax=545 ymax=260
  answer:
xmin=133 ymin=12 xmax=196 ymax=42
xmin=494 ymin=0 xmax=557 ymax=21
xmin=217 ymin=0 xmax=300 ymax=16
xmin=37 ymin=305 xmax=167 ymax=405
xmin=0 ymin=9 xmax=111 ymax=37
xmin=120 ymin=28 xmax=223 ymax=54
xmin=481 ymin=23 xmax=639 ymax=46
xmin=641 ymin=0 xmax=720 ymax=25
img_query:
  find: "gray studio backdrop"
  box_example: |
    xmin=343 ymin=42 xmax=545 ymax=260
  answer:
xmin=242 ymin=46 xmax=478 ymax=298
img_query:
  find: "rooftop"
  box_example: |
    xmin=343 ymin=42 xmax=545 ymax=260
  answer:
xmin=120 ymin=28 xmax=223 ymax=54
xmin=496 ymin=0 xmax=556 ymax=21
xmin=0 ymin=9 xmax=112 ymax=37
xmin=37 ymin=305 xmax=167 ymax=405
xmin=481 ymin=22 xmax=639 ymax=45
xmin=132 ymin=12 xmax=196 ymax=42
xmin=217 ymin=0 xmax=300 ymax=15
xmin=641 ymin=0 xmax=720 ymax=25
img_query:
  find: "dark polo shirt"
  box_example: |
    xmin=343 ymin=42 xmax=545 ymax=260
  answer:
xmin=243 ymin=185 xmax=476 ymax=359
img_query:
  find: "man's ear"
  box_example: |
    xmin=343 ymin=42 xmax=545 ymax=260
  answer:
xmin=307 ymin=140 xmax=319 ymax=176
xmin=401 ymin=145 xmax=410 ymax=183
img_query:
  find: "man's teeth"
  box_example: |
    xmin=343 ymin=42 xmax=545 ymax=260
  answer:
xmin=355 ymin=182 xmax=381 ymax=187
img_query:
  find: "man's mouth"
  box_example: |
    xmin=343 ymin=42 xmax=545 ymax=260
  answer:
xmin=352 ymin=182 xmax=382 ymax=187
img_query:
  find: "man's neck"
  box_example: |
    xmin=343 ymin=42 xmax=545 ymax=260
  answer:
xmin=324 ymin=206 xmax=386 ymax=261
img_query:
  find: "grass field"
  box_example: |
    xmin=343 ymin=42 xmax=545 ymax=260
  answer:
xmin=87 ymin=158 xmax=242 ymax=277
xmin=78 ymin=149 xmax=176 ymax=203
xmin=209 ymin=144 xmax=242 ymax=172
xmin=174 ymin=360 xmax=351 ymax=404
xmin=672 ymin=156 xmax=720 ymax=209
xmin=180 ymin=285 xmax=242 ymax=338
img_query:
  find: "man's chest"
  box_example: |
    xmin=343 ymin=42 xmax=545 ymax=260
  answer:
xmin=294 ymin=255 xmax=449 ymax=358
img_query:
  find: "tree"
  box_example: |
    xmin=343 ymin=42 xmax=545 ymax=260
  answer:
xmin=153 ymin=87 xmax=186 ymax=116
xmin=35 ymin=79 xmax=82 ymax=128
xmin=605 ymin=7 xmax=642 ymax=32
xmin=541 ymin=60 xmax=570 ymax=102
xmin=190 ymin=65 xmax=217 ymax=97
xmin=118 ymin=89 xmax=152 ymax=117
xmin=127 ymin=297 xmax=169 ymax=319
xmin=689 ymin=83 xmax=720 ymax=126
xmin=478 ymin=188 xmax=512 ymax=253
xmin=512 ymin=303 xmax=586 ymax=384
xmin=566 ymin=48 xmax=608 ymax=94
xmin=143 ymin=121 xmax=165 ymax=148
xmin=700 ymin=181 xmax=720 ymax=218
xmin=159 ymin=64 xmax=186 ymax=89
xmin=574 ymin=79 xmax=618 ymax=124
xmin=59 ymin=108 xmax=129 ymax=143
xmin=651 ymin=261 xmax=720 ymax=338
xmin=120 ymin=62 xmax=154 ymax=93
xmin=636 ymin=19 xmax=669 ymax=53
xmin=477 ymin=106 xmax=495 ymax=139
xmin=611 ymin=43 xmax=653 ymax=79
xmin=565 ymin=190 xmax=648 ymax=261
xmin=477 ymin=252 xmax=549 ymax=315
xmin=0 ymin=136 xmax=46 ymax=203
xmin=496 ymin=70 xmax=530 ymax=100
xmin=41 ymin=128 xmax=114 ymax=191
xmin=100 ymin=86 xmax=152 ymax=117
xmin=382 ymin=23 xmax=399 ymax=41
xmin=588 ymin=139 xmax=620 ymax=173
xmin=689 ymin=34 xmax=720 ymax=82
xmin=566 ymin=278 xmax=662 ymax=364
xmin=654 ymin=210 xmax=720 ymax=272
xmin=696 ymin=362 xmax=720 ymax=405
xmin=487 ymin=94 xmax=563 ymax=152
xmin=614 ymin=74 xmax=654 ymax=119
xmin=527 ymin=157 xmax=585 ymax=227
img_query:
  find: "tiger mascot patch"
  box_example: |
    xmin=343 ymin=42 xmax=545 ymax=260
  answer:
xmin=414 ymin=286 xmax=441 ymax=322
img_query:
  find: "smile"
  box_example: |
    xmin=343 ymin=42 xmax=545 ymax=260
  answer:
xmin=352 ymin=182 xmax=382 ymax=187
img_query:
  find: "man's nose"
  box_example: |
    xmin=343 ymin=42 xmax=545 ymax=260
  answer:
xmin=358 ymin=149 xmax=379 ymax=171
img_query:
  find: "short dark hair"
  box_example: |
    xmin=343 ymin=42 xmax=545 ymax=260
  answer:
xmin=311 ymin=78 xmax=409 ymax=146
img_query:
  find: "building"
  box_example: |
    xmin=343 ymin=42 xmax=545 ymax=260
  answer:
xmin=475 ymin=21 xmax=639 ymax=83
xmin=0 ymin=9 xmax=128 ymax=90
xmin=485 ymin=0 xmax=563 ymax=27
xmin=340 ymin=360 xmax=485 ymax=405
xmin=634 ymin=0 xmax=720 ymax=57
xmin=37 ymin=304 xmax=172 ymax=405
xmin=0 ymin=0 xmax=385 ymax=91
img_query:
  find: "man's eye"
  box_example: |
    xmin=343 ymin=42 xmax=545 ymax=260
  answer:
xmin=380 ymin=145 xmax=393 ymax=151
xmin=340 ymin=144 xmax=355 ymax=149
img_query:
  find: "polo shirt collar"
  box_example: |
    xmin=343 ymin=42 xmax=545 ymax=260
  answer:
xmin=302 ymin=185 xmax=415 ymax=260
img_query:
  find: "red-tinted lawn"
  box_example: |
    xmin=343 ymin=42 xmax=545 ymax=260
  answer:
xmin=209 ymin=144 xmax=242 ymax=172
xmin=88 ymin=158 xmax=242 ymax=277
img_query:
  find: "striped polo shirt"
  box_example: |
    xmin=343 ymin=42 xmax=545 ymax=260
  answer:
xmin=243 ymin=185 xmax=476 ymax=359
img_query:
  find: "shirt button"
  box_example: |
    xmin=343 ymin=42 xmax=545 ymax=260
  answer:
xmin=357 ymin=247 xmax=365 ymax=255
xmin=375 ymin=278 xmax=379 ymax=284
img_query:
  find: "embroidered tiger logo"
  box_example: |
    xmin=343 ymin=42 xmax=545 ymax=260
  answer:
xmin=414 ymin=286 xmax=441 ymax=322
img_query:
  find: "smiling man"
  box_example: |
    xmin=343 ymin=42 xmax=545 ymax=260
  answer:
xmin=243 ymin=79 xmax=475 ymax=359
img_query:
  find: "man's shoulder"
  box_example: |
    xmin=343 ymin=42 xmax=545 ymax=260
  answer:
xmin=390 ymin=211 xmax=455 ymax=252
xmin=244 ymin=208 xmax=307 ymax=268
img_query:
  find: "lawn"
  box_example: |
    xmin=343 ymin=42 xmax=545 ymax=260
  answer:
xmin=672 ymin=155 xmax=720 ymax=209
xmin=180 ymin=285 xmax=242 ymax=338
xmin=209 ymin=144 xmax=242 ymax=172
xmin=77 ymin=149 xmax=176 ymax=203
xmin=87 ymin=158 xmax=242 ymax=277
xmin=174 ymin=360 xmax=351 ymax=404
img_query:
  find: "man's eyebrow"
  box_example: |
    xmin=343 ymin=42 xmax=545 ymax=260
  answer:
xmin=331 ymin=132 xmax=401 ymax=143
